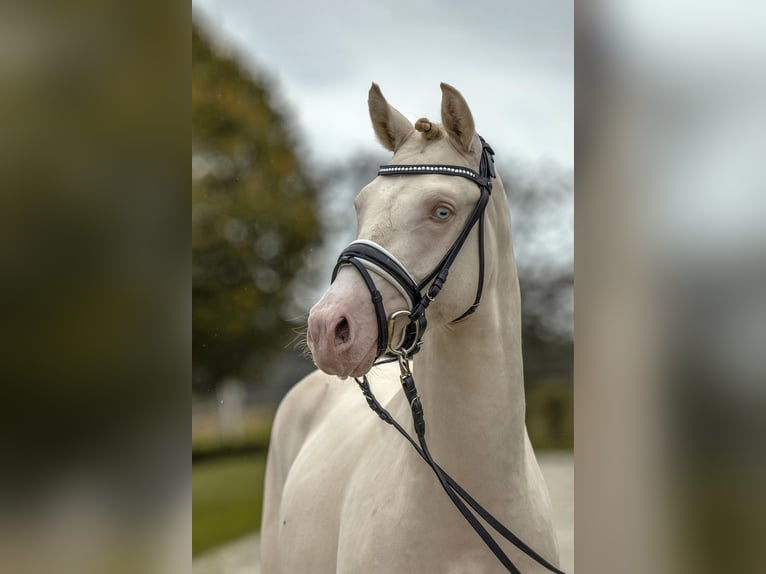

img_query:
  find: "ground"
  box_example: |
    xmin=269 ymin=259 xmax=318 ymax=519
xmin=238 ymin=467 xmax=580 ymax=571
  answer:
xmin=192 ymin=450 xmax=574 ymax=574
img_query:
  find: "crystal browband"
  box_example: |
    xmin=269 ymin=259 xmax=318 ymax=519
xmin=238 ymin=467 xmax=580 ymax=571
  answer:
xmin=377 ymin=164 xmax=491 ymax=190
xmin=378 ymin=164 xmax=479 ymax=177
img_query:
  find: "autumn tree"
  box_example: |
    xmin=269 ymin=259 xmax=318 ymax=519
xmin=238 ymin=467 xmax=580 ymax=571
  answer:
xmin=192 ymin=23 xmax=320 ymax=393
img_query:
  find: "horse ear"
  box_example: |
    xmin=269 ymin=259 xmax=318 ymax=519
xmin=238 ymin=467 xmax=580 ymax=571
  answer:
xmin=440 ymin=82 xmax=476 ymax=153
xmin=368 ymin=83 xmax=413 ymax=152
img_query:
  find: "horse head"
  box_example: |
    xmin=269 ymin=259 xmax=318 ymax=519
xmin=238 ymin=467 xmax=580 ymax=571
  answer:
xmin=307 ymin=83 xmax=504 ymax=378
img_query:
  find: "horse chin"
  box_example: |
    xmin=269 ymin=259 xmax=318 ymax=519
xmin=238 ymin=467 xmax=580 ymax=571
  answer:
xmin=310 ymin=337 xmax=378 ymax=380
xmin=328 ymin=341 xmax=378 ymax=380
xmin=345 ymin=342 xmax=378 ymax=379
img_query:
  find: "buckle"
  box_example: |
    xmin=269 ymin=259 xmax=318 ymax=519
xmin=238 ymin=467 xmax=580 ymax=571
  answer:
xmin=386 ymin=309 xmax=421 ymax=357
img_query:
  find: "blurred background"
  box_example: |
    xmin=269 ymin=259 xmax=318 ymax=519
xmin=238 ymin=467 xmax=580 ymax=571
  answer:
xmin=191 ymin=0 xmax=573 ymax=566
xmin=576 ymin=2 xmax=766 ymax=573
xmin=1 ymin=1 xmax=763 ymax=573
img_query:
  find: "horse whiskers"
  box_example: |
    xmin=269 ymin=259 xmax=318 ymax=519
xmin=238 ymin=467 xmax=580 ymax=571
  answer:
xmin=288 ymin=323 xmax=314 ymax=361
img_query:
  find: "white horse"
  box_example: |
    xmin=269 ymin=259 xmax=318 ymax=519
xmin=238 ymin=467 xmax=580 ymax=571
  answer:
xmin=261 ymin=83 xmax=560 ymax=573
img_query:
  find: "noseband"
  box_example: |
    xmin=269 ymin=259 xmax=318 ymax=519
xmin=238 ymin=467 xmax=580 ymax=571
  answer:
xmin=332 ymin=136 xmax=496 ymax=360
xmin=328 ymin=137 xmax=565 ymax=574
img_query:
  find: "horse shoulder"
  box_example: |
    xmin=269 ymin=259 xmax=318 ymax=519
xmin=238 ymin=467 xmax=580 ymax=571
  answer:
xmin=260 ymin=368 xmax=340 ymax=570
xmin=522 ymin=429 xmax=561 ymax=566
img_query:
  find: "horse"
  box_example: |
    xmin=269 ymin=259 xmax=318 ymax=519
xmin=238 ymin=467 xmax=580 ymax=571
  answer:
xmin=261 ymin=83 xmax=561 ymax=573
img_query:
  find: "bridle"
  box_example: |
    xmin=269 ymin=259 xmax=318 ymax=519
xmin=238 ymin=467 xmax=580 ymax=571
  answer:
xmin=332 ymin=137 xmax=495 ymax=359
xmin=330 ymin=137 xmax=566 ymax=574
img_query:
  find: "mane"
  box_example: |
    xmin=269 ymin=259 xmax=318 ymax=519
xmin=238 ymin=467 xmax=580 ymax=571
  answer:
xmin=414 ymin=117 xmax=442 ymax=141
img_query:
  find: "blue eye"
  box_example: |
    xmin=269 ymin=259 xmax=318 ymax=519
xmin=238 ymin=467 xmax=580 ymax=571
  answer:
xmin=434 ymin=206 xmax=452 ymax=220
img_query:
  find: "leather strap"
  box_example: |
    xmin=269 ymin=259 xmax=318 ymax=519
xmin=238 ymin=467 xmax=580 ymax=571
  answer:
xmin=410 ymin=186 xmax=491 ymax=325
xmin=452 ymin=212 xmax=486 ymax=321
xmin=333 ymin=240 xmax=420 ymax=310
xmin=356 ymin=374 xmax=566 ymax=574
xmin=336 ymin=259 xmax=388 ymax=358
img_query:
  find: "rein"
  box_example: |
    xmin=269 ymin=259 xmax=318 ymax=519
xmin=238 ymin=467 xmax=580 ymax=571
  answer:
xmin=357 ymin=357 xmax=565 ymax=574
xmin=332 ymin=137 xmax=565 ymax=574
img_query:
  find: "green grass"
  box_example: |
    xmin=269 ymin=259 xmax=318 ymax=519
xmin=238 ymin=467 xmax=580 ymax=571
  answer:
xmin=192 ymin=453 xmax=267 ymax=557
xmin=526 ymin=379 xmax=574 ymax=450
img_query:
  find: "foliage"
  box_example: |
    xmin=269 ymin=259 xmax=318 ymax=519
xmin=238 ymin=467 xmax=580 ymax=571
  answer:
xmin=192 ymin=23 xmax=320 ymax=392
xmin=525 ymin=378 xmax=574 ymax=449
xmin=504 ymin=158 xmax=574 ymax=386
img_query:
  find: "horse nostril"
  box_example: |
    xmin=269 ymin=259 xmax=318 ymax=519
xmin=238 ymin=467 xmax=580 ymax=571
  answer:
xmin=334 ymin=317 xmax=350 ymax=347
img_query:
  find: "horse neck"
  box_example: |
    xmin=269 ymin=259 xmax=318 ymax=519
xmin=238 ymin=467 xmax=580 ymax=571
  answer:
xmin=411 ymin=188 xmax=527 ymax=490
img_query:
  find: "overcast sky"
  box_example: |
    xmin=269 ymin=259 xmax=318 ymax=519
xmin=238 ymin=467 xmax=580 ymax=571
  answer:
xmin=193 ymin=0 xmax=573 ymax=168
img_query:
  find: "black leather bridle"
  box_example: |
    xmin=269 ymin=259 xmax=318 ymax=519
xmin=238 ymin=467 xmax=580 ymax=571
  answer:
xmin=332 ymin=137 xmax=496 ymax=360
xmin=330 ymin=137 xmax=566 ymax=574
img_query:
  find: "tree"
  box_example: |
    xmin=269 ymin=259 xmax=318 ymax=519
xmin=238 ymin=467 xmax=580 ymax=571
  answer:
xmin=504 ymin=158 xmax=574 ymax=385
xmin=192 ymin=23 xmax=320 ymax=393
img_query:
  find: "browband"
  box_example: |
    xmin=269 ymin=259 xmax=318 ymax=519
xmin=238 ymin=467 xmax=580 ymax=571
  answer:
xmin=377 ymin=164 xmax=492 ymax=191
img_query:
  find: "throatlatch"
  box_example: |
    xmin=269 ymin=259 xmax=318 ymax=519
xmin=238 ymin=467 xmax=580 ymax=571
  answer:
xmin=332 ymin=136 xmax=566 ymax=574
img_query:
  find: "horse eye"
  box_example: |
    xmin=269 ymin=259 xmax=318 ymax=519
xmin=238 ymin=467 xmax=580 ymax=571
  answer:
xmin=434 ymin=206 xmax=452 ymax=220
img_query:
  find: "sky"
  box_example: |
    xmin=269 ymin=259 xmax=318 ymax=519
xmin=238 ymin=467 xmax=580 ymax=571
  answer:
xmin=192 ymin=0 xmax=573 ymax=168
